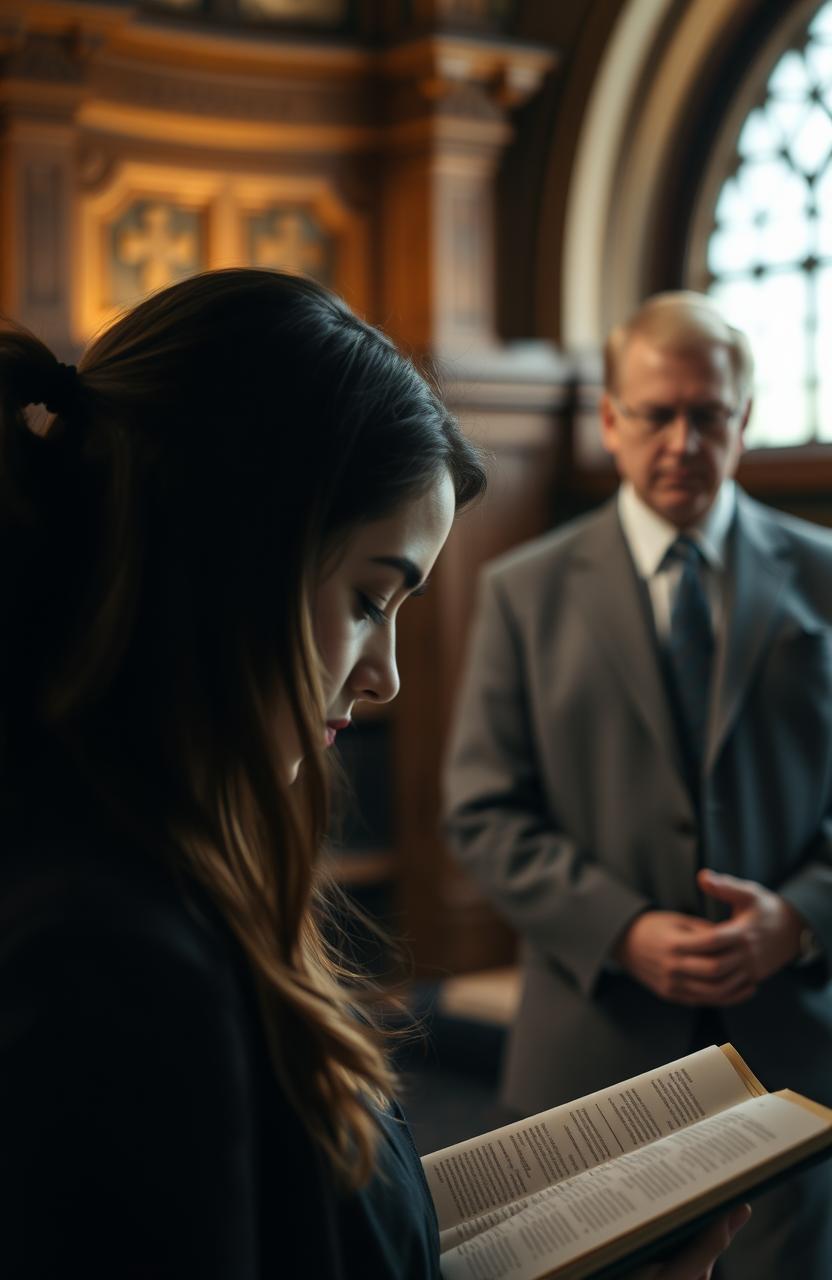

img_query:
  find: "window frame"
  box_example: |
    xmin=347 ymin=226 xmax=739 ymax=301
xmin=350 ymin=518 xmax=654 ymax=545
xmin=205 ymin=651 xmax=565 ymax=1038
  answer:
xmin=681 ymin=0 xmax=832 ymax=484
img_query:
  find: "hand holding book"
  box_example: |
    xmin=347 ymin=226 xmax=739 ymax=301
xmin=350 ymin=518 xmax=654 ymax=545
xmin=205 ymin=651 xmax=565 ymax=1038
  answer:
xmin=628 ymin=1202 xmax=750 ymax=1280
xmin=422 ymin=1044 xmax=831 ymax=1280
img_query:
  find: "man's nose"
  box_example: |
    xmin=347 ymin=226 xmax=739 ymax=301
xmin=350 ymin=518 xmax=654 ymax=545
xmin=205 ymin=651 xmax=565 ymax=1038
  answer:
xmin=665 ymin=413 xmax=699 ymax=453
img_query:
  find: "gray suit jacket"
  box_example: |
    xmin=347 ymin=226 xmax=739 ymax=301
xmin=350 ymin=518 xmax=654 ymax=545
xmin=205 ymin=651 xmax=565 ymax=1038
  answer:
xmin=443 ymin=491 xmax=832 ymax=1114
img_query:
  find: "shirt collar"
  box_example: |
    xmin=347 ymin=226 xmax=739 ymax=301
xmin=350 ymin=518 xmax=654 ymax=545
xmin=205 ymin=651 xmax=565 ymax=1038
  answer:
xmin=617 ymin=480 xmax=736 ymax=579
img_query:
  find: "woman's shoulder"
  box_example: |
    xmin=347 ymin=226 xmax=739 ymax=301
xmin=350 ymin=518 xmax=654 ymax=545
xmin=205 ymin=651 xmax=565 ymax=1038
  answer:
xmin=0 ymin=820 xmax=270 ymax=1277
xmin=0 ymin=820 xmax=239 ymax=1012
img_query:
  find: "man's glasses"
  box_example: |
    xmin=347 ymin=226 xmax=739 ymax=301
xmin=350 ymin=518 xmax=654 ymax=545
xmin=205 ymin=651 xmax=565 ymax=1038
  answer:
xmin=614 ymin=399 xmax=741 ymax=440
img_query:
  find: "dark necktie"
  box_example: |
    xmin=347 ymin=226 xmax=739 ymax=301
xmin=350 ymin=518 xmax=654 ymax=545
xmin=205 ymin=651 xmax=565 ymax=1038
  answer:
xmin=666 ymin=536 xmax=714 ymax=773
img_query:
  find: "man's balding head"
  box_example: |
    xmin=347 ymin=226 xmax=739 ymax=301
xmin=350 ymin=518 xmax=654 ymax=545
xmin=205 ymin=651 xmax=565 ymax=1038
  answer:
xmin=604 ymin=292 xmax=754 ymax=405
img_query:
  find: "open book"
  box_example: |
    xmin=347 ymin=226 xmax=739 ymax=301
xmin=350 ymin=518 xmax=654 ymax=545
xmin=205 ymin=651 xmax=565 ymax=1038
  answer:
xmin=422 ymin=1044 xmax=832 ymax=1280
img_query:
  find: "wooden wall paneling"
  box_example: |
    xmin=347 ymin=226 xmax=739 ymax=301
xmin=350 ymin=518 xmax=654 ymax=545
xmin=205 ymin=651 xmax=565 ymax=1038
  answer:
xmin=374 ymin=28 xmax=563 ymax=974
xmin=393 ymin=351 xmax=573 ymax=975
xmin=379 ymin=121 xmax=507 ymax=354
xmin=68 ymin=12 xmax=379 ymax=333
xmin=374 ymin=0 xmax=518 ymax=40
xmin=0 ymin=27 xmax=85 ymax=357
xmin=1 ymin=1 xmax=568 ymax=980
xmin=77 ymin=164 xmax=215 ymax=337
xmin=8 ymin=122 xmax=76 ymax=350
xmin=378 ymin=33 xmax=553 ymax=354
xmin=76 ymin=157 xmax=372 ymax=340
xmin=0 ymin=3 xmax=379 ymax=336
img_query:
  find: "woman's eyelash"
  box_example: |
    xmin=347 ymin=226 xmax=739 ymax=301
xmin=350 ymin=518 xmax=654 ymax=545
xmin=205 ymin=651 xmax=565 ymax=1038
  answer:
xmin=357 ymin=592 xmax=388 ymax=625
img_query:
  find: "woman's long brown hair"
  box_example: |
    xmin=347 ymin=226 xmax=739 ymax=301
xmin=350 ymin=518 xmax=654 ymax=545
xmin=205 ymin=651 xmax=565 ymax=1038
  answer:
xmin=0 ymin=270 xmax=486 ymax=1189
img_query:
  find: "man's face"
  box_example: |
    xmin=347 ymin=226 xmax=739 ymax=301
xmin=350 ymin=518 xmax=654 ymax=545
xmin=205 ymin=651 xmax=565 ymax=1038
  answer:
xmin=600 ymin=335 xmax=749 ymax=528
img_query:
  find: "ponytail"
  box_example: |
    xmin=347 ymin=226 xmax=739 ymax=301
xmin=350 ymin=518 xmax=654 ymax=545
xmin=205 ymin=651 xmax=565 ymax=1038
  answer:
xmin=0 ymin=326 xmax=80 ymax=521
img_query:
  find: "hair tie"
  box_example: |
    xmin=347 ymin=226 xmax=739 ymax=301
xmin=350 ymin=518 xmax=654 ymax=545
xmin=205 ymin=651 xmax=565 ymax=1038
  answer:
xmin=41 ymin=361 xmax=79 ymax=417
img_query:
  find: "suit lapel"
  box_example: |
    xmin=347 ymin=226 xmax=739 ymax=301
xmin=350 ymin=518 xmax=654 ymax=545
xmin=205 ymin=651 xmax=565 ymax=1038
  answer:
xmin=572 ymin=501 xmax=685 ymax=778
xmin=705 ymin=492 xmax=792 ymax=774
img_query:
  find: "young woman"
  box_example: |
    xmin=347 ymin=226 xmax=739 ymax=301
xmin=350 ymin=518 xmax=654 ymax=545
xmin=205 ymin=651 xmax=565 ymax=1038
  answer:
xmin=0 ymin=269 xmax=747 ymax=1278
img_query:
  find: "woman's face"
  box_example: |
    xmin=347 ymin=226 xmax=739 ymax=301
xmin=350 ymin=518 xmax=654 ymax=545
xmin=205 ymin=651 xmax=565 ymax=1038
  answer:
xmin=283 ymin=470 xmax=457 ymax=782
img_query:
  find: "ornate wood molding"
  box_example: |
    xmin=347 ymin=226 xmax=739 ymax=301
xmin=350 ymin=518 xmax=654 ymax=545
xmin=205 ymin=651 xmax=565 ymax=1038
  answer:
xmin=378 ymin=33 xmax=555 ymax=356
xmin=0 ymin=3 xmax=553 ymax=352
xmin=76 ymin=157 xmax=370 ymax=336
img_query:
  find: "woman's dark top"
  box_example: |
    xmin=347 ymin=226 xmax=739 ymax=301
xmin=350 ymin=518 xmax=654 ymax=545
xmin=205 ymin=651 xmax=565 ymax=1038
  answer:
xmin=0 ymin=807 xmax=440 ymax=1279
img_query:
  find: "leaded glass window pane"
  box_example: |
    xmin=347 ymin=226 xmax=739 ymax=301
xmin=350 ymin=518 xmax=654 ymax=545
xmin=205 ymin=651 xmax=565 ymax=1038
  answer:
xmin=815 ymin=265 xmax=832 ymax=439
xmin=705 ymin=2 xmax=832 ymax=446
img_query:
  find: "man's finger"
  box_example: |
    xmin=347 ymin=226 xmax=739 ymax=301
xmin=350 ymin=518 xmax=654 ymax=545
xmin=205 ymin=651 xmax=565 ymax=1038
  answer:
xmin=697 ymin=869 xmax=758 ymax=908
xmin=670 ymin=974 xmax=756 ymax=1005
xmin=670 ymin=950 xmax=747 ymax=981
xmin=672 ymin=915 xmax=721 ymax=935
xmin=676 ymin=924 xmax=747 ymax=955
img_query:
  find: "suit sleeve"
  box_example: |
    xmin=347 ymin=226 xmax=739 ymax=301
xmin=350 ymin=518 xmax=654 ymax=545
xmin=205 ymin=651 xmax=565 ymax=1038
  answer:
xmin=442 ymin=568 xmax=649 ymax=996
xmin=757 ymin=527 xmax=832 ymax=979
xmin=778 ymin=812 xmax=832 ymax=980
xmin=768 ymin=573 xmax=832 ymax=978
xmin=0 ymin=896 xmax=259 ymax=1279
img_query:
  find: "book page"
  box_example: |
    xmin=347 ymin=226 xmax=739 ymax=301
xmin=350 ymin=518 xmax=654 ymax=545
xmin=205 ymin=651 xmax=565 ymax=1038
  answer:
xmin=424 ymin=1045 xmax=758 ymax=1235
xmin=439 ymin=1093 xmax=829 ymax=1280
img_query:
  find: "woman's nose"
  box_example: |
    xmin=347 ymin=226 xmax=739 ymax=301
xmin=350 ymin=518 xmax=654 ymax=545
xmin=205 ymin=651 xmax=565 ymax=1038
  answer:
xmin=353 ymin=629 xmax=400 ymax=705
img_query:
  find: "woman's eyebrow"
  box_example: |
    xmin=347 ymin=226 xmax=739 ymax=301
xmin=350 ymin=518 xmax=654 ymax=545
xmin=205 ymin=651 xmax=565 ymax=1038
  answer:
xmin=369 ymin=555 xmax=424 ymax=590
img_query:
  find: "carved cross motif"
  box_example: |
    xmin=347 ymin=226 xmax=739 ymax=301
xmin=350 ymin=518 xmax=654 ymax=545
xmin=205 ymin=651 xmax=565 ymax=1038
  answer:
xmin=117 ymin=203 xmax=196 ymax=294
xmin=251 ymin=210 xmax=325 ymax=276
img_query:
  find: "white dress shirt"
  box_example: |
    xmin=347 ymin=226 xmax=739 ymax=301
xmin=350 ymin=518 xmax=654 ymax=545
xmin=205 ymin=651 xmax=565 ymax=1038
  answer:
xmin=616 ymin=480 xmax=736 ymax=644
xmin=615 ymin=481 xmax=822 ymax=963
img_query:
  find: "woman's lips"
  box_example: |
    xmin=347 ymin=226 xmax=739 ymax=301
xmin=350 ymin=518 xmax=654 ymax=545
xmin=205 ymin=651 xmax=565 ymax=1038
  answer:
xmin=324 ymin=719 xmax=351 ymax=748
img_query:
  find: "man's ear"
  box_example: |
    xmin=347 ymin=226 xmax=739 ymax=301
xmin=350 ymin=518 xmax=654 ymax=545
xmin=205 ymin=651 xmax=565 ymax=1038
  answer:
xmin=726 ymin=397 xmax=751 ymax=476
xmin=739 ymin=396 xmax=752 ymax=440
xmin=599 ymin=392 xmax=619 ymax=455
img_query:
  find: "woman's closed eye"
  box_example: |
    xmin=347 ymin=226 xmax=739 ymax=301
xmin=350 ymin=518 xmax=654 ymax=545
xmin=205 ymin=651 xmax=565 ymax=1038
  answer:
xmin=356 ymin=592 xmax=389 ymax=625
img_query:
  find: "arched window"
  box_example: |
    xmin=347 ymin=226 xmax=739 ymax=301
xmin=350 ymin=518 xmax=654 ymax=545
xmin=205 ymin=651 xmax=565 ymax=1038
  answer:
xmin=706 ymin=3 xmax=832 ymax=447
xmin=555 ymin=0 xmax=832 ymax=481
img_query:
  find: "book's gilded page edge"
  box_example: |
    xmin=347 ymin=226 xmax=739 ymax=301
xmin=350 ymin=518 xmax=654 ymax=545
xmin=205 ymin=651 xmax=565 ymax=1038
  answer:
xmin=719 ymin=1043 xmax=766 ymax=1097
xmin=777 ymin=1089 xmax=832 ymax=1124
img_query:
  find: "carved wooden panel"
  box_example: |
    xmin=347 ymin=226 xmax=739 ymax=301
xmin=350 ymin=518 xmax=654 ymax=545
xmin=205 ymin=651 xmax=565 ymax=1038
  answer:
xmin=438 ymin=172 xmax=495 ymax=348
xmin=76 ymin=162 xmax=369 ymax=341
xmin=1 ymin=120 xmax=76 ymax=355
xmin=234 ymin=176 xmax=369 ymax=309
xmin=110 ymin=200 xmax=204 ymax=303
xmin=244 ymin=207 xmax=335 ymax=287
xmin=24 ymin=162 xmax=64 ymax=306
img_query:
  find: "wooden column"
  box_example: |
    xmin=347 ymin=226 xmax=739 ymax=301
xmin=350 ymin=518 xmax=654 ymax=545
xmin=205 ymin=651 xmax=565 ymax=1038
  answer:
xmin=394 ymin=350 xmax=574 ymax=975
xmin=377 ymin=30 xmax=566 ymax=974
xmin=379 ymin=34 xmax=553 ymax=355
xmin=0 ymin=25 xmax=88 ymax=357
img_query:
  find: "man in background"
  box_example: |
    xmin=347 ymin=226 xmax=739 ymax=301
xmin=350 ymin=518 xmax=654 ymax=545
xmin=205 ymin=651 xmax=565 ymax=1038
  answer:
xmin=443 ymin=292 xmax=832 ymax=1278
